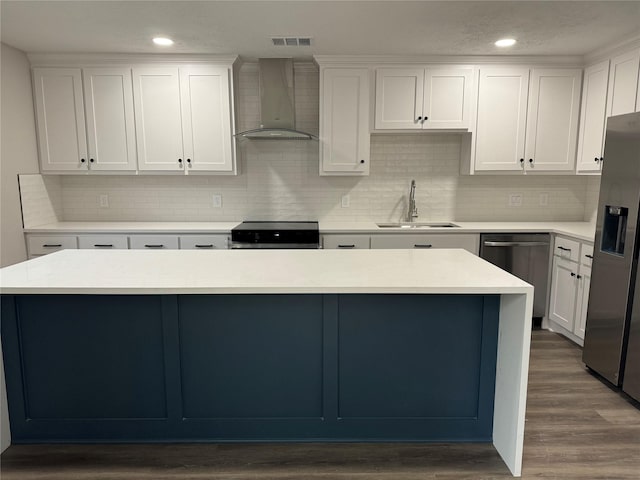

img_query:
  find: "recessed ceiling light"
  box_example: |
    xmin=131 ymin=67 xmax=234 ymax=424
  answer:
xmin=495 ymin=38 xmax=517 ymax=47
xmin=153 ymin=37 xmax=174 ymax=46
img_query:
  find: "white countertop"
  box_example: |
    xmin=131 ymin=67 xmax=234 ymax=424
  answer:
xmin=24 ymin=221 xmax=596 ymax=242
xmin=24 ymin=221 xmax=240 ymax=234
xmin=0 ymin=249 xmax=533 ymax=295
xmin=319 ymin=221 xmax=596 ymax=242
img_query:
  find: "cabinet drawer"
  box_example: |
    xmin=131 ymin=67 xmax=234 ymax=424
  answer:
xmin=78 ymin=235 xmax=129 ymax=250
xmin=322 ymin=235 xmax=370 ymax=249
xmin=27 ymin=235 xmax=78 ymax=255
xmin=553 ymin=236 xmax=580 ymax=262
xmin=179 ymin=235 xmax=229 ymax=250
xmin=129 ymin=235 xmax=179 ymax=250
xmin=581 ymin=243 xmax=594 ymax=266
xmin=370 ymin=234 xmax=479 ymax=254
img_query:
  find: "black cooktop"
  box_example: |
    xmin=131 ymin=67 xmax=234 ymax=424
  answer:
xmin=231 ymin=221 xmax=320 ymax=247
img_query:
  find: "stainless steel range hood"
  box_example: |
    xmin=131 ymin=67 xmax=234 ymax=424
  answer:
xmin=235 ymin=58 xmax=317 ymax=140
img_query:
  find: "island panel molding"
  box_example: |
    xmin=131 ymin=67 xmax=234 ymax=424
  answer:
xmin=2 ymin=293 xmax=499 ymax=442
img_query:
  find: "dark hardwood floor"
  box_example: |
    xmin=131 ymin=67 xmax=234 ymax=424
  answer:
xmin=2 ymin=330 xmax=640 ymax=479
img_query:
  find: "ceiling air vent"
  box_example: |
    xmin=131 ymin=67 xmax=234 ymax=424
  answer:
xmin=271 ymin=37 xmax=313 ymax=47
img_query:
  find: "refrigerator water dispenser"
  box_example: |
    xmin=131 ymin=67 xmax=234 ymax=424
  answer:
xmin=601 ymin=205 xmax=628 ymax=256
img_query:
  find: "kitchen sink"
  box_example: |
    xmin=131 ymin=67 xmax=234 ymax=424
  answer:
xmin=376 ymin=222 xmax=460 ymax=228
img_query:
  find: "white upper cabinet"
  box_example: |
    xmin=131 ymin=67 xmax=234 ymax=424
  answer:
xmin=320 ymin=68 xmax=370 ymax=175
xmin=576 ymin=61 xmax=610 ymax=173
xmin=375 ymin=68 xmax=424 ymax=129
xmin=472 ymin=67 xmax=581 ymax=174
xmin=422 ymin=67 xmax=473 ymax=129
xmin=134 ymin=65 xmax=236 ymax=174
xmin=180 ymin=66 xmax=235 ymax=173
xmin=133 ymin=67 xmax=185 ymax=172
xmin=374 ymin=66 xmax=473 ymax=130
xmin=524 ymin=68 xmax=581 ymax=172
xmin=33 ymin=57 xmax=238 ymax=175
xmin=33 ymin=68 xmax=88 ymax=172
xmin=83 ymin=68 xmax=137 ymax=171
xmin=474 ymin=67 xmax=530 ymax=171
xmin=607 ymin=49 xmax=640 ymax=117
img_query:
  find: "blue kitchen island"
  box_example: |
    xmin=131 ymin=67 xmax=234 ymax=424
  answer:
xmin=0 ymin=249 xmax=533 ymax=476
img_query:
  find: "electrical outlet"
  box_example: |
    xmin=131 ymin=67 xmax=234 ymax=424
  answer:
xmin=508 ymin=193 xmax=523 ymax=207
xmin=99 ymin=194 xmax=109 ymax=208
xmin=212 ymin=194 xmax=223 ymax=208
xmin=539 ymin=193 xmax=549 ymax=206
xmin=341 ymin=195 xmax=350 ymax=208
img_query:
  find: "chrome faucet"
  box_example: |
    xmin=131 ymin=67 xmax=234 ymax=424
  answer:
xmin=406 ymin=179 xmax=418 ymax=222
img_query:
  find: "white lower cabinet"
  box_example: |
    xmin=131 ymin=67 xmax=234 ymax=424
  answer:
xmin=548 ymin=236 xmax=593 ymax=346
xmin=322 ymin=235 xmax=370 ymax=249
xmin=78 ymin=235 xmax=128 ymax=249
xmin=27 ymin=235 xmax=78 ymax=257
xmin=129 ymin=235 xmax=180 ymax=250
xmin=179 ymin=235 xmax=229 ymax=250
xmin=370 ymin=234 xmax=479 ymax=255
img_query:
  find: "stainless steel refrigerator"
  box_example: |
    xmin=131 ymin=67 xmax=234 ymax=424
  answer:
xmin=583 ymin=111 xmax=640 ymax=403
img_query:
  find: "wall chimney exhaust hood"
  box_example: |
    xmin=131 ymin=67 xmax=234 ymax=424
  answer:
xmin=235 ymin=58 xmax=317 ymax=140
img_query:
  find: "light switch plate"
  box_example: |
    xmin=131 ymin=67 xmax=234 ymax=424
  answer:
xmin=212 ymin=194 xmax=223 ymax=208
xmin=508 ymin=193 xmax=523 ymax=207
xmin=99 ymin=194 xmax=109 ymax=208
xmin=341 ymin=195 xmax=350 ymax=208
xmin=539 ymin=193 xmax=549 ymax=206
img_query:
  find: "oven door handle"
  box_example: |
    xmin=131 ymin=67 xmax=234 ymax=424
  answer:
xmin=483 ymin=241 xmax=550 ymax=247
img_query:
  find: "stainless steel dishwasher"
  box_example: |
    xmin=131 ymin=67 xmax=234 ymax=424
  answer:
xmin=480 ymin=233 xmax=551 ymax=324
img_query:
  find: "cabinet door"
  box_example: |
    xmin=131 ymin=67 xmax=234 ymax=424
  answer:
xmin=179 ymin=235 xmax=229 ymax=250
xmin=374 ymin=68 xmax=424 ymax=129
xmin=423 ymin=67 xmax=473 ymax=129
xmin=574 ymin=263 xmax=592 ymax=342
xmin=370 ymin=234 xmax=479 ymax=254
xmin=549 ymin=256 xmax=579 ymax=332
xmin=33 ymin=68 xmax=88 ymax=172
xmin=320 ymin=68 xmax=370 ymax=175
xmin=474 ymin=68 xmax=529 ymax=171
xmin=322 ymin=235 xmax=370 ymax=249
xmin=607 ymin=49 xmax=640 ymax=117
xmin=27 ymin=235 xmax=78 ymax=256
xmin=83 ymin=68 xmax=137 ymax=171
xmin=77 ymin=235 xmax=129 ymax=249
xmin=524 ymin=69 xmax=581 ymax=172
xmin=180 ymin=66 xmax=235 ymax=173
xmin=132 ymin=67 xmax=185 ymax=172
xmin=577 ymin=61 xmax=609 ymax=173
xmin=129 ymin=235 xmax=180 ymax=249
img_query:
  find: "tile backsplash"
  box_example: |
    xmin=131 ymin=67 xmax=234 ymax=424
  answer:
xmin=21 ymin=62 xmax=600 ymax=226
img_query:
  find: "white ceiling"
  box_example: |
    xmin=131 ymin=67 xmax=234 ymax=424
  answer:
xmin=1 ymin=1 xmax=640 ymax=59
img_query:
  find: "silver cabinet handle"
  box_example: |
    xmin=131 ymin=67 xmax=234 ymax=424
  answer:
xmin=338 ymin=244 xmax=356 ymax=248
xmin=483 ymin=241 xmax=550 ymax=247
xmin=195 ymin=244 xmax=215 ymax=248
xmin=43 ymin=244 xmax=62 ymax=248
xmin=144 ymin=244 xmax=164 ymax=248
xmin=414 ymin=244 xmax=433 ymax=248
xmin=94 ymin=244 xmax=113 ymax=248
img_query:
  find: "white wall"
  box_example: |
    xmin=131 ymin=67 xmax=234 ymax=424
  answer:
xmin=0 ymin=42 xmax=40 ymax=452
xmin=1 ymin=43 xmax=39 ymax=264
